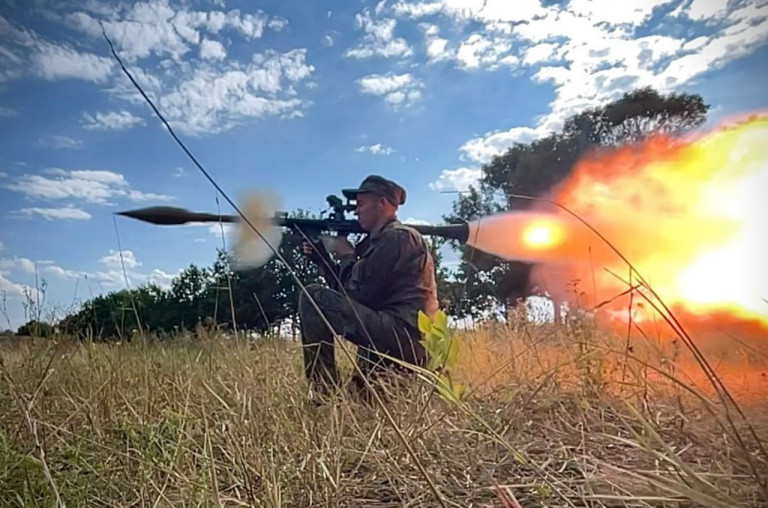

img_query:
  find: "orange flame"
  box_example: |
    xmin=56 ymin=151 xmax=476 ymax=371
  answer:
xmin=533 ymin=113 xmax=768 ymax=330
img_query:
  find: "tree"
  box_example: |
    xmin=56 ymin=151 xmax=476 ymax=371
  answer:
xmin=17 ymin=320 xmax=54 ymax=338
xmin=445 ymin=87 xmax=710 ymax=318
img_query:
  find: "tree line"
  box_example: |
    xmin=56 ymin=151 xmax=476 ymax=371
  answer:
xmin=18 ymin=86 xmax=709 ymax=340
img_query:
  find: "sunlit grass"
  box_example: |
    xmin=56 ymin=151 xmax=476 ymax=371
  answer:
xmin=2 ymin=313 xmax=766 ymax=507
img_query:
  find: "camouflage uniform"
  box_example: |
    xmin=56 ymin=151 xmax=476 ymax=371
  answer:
xmin=298 ymin=216 xmax=439 ymax=395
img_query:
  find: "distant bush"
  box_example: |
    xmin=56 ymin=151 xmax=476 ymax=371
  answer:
xmin=17 ymin=320 xmax=54 ymax=338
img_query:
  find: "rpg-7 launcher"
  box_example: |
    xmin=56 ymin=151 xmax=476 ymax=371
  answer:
xmin=117 ymin=192 xmax=469 ymax=243
xmin=117 ymin=192 xmax=469 ymax=290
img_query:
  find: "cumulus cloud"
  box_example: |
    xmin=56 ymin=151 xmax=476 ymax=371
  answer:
xmin=100 ymin=249 xmax=141 ymax=270
xmin=206 ymin=223 xmax=236 ymax=237
xmin=356 ymin=72 xmax=422 ymax=108
xmin=36 ymin=135 xmax=82 ymax=149
xmin=0 ymin=14 xmax=114 ymax=84
xmin=41 ymin=264 xmax=81 ymax=280
xmin=64 ymin=1 xmax=285 ymax=62
xmin=1 ymin=2 xmax=315 ymax=137
xmin=388 ymin=0 xmax=768 ymax=162
xmin=393 ymin=0 xmax=546 ymax=23
xmin=82 ymin=111 xmax=145 ymax=131
xmin=16 ymin=206 xmax=92 ymax=220
xmin=32 ymin=39 xmax=115 ymax=82
xmin=456 ymin=33 xmax=517 ymax=70
xmin=402 ymin=217 xmax=432 ymax=226
xmin=5 ymin=168 xmax=173 ymax=205
xmin=428 ymin=167 xmax=482 ymax=192
xmin=419 ymin=23 xmax=452 ymax=62
xmin=0 ymin=272 xmax=30 ymax=298
xmin=12 ymin=250 xmax=177 ymax=295
xmin=0 ymin=257 xmax=36 ymax=274
xmin=142 ymin=49 xmax=315 ymax=135
xmin=346 ymin=10 xmax=412 ymax=58
xmin=200 ymin=38 xmax=226 ymax=60
xmin=460 ymin=126 xmax=547 ymax=164
xmin=355 ymin=143 xmax=395 ymax=155
xmin=89 ymin=249 xmax=180 ymax=290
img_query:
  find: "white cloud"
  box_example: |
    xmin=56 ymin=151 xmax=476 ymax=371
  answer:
xmin=100 ymin=249 xmax=141 ymax=270
xmin=65 ymin=2 xmax=285 ymax=63
xmin=391 ymin=0 xmax=768 ymax=163
xmin=355 ymin=143 xmax=395 ymax=155
xmin=0 ymin=14 xmax=114 ymax=84
xmin=522 ymin=43 xmax=558 ymax=66
xmin=16 ymin=206 xmax=92 ymax=220
xmin=206 ymin=223 xmax=236 ymax=237
xmin=0 ymin=272 xmax=29 ymax=298
xmin=456 ymin=33 xmax=516 ymax=70
xmin=567 ymin=0 xmax=674 ymax=26
xmin=418 ymin=24 xmax=452 ymax=62
xmin=268 ymin=17 xmax=289 ymax=32
xmin=3 ymin=3 xmax=315 ymax=137
xmin=426 ymin=36 xmax=451 ymax=61
xmin=5 ymin=168 xmax=174 ymax=205
xmin=403 ymin=217 xmax=432 ymax=226
xmin=393 ymin=0 xmax=546 ymax=23
xmin=147 ymin=268 xmax=176 ymax=289
xmin=676 ymin=0 xmax=729 ymax=22
xmin=172 ymin=167 xmax=186 ymax=178
xmin=357 ymin=72 xmax=423 ymax=108
xmin=154 ymin=49 xmax=314 ymax=135
xmin=31 ymin=39 xmax=115 ymax=82
xmin=42 ymin=264 xmax=81 ymax=279
xmin=200 ymin=38 xmax=226 ymax=60
xmin=460 ymin=126 xmax=546 ymax=163
xmin=82 ymin=110 xmax=145 ymax=131
xmin=346 ymin=10 xmax=412 ymax=59
xmin=429 ymin=167 xmax=482 ymax=192
xmin=0 ymin=257 xmax=36 ymax=274
xmin=0 ymin=106 xmax=16 ymax=117
xmin=61 ymin=249 xmax=180 ymax=291
xmin=37 ymin=135 xmax=82 ymax=149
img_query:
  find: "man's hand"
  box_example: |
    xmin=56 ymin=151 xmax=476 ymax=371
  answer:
xmin=301 ymin=235 xmax=355 ymax=260
xmin=321 ymin=235 xmax=355 ymax=257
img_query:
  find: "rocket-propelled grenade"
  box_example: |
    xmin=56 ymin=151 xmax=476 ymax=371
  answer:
xmin=116 ymin=205 xmax=470 ymax=244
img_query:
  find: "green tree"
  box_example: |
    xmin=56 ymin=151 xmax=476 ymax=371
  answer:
xmin=17 ymin=320 xmax=54 ymax=338
xmin=445 ymin=87 xmax=709 ymax=318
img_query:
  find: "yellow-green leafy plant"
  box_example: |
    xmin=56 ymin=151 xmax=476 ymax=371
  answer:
xmin=418 ymin=309 xmax=465 ymax=402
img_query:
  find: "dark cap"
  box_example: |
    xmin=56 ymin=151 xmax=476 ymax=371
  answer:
xmin=342 ymin=174 xmax=406 ymax=206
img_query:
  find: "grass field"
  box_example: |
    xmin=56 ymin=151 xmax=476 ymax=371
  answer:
xmin=1 ymin=313 xmax=767 ymax=507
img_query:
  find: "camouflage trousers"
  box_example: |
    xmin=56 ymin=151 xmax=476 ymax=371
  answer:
xmin=297 ymin=284 xmax=426 ymax=396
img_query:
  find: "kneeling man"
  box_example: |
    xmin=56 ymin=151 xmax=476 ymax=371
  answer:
xmin=298 ymin=175 xmax=439 ymax=398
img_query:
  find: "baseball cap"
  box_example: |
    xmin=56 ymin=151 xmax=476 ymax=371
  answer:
xmin=342 ymin=174 xmax=407 ymax=206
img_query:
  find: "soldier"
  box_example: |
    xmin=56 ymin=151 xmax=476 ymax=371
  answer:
xmin=298 ymin=174 xmax=439 ymax=401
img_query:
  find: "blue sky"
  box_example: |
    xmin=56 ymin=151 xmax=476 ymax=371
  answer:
xmin=1 ymin=0 xmax=767 ymax=330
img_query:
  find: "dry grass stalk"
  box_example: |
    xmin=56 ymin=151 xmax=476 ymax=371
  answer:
xmin=1 ymin=315 xmax=765 ymax=507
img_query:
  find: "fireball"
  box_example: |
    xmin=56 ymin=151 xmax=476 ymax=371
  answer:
xmin=465 ymin=114 xmax=768 ymax=330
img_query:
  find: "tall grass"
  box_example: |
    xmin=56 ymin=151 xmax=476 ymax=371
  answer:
xmin=1 ymin=314 xmax=766 ymax=507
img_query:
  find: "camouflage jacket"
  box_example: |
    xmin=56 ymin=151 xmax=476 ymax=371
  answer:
xmin=337 ymin=218 xmax=439 ymax=332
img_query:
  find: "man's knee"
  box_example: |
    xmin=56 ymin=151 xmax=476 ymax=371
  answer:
xmin=299 ymin=284 xmax=330 ymax=316
xmin=298 ymin=284 xmax=350 ymax=333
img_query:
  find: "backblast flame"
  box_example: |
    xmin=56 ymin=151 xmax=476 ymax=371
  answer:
xmin=541 ymin=114 xmax=768 ymax=330
xmin=463 ymin=113 xmax=768 ymax=332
